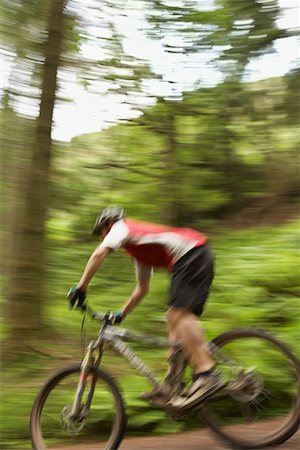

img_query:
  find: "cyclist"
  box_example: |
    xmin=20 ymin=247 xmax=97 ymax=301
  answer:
xmin=68 ymin=206 xmax=223 ymax=409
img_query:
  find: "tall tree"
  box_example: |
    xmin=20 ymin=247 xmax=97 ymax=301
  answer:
xmin=138 ymin=0 xmax=289 ymax=217
xmin=7 ymin=0 xmax=67 ymax=343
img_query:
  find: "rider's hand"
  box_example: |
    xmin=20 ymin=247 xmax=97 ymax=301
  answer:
xmin=109 ymin=310 xmax=124 ymax=324
xmin=67 ymin=286 xmax=87 ymax=310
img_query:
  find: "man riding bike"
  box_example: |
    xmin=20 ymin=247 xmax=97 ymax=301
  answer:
xmin=68 ymin=206 xmax=223 ymax=409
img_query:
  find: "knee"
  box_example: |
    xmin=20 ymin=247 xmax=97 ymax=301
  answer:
xmin=166 ymin=307 xmax=195 ymax=328
xmin=166 ymin=307 xmax=181 ymax=327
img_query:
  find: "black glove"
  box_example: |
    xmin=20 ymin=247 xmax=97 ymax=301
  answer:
xmin=67 ymin=286 xmax=87 ymax=309
xmin=108 ymin=310 xmax=124 ymax=324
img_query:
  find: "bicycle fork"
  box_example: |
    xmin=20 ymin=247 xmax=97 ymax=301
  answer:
xmin=70 ymin=341 xmax=103 ymax=420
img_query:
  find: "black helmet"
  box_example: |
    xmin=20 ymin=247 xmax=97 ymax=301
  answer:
xmin=92 ymin=206 xmax=125 ymax=236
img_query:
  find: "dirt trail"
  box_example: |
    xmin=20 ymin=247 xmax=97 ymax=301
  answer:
xmin=49 ymin=420 xmax=299 ymax=450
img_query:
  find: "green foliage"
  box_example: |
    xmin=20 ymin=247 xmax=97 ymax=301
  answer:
xmin=282 ymin=67 xmax=300 ymax=126
xmin=53 ymin=72 xmax=299 ymax=232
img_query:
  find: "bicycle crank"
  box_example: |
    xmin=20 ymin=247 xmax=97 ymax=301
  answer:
xmin=228 ymin=368 xmax=264 ymax=403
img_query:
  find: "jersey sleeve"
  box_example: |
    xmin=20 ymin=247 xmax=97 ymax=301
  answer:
xmin=134 ymin=260 xmax=153 ymax=282
xmin=100 ymin=219 xmax=130 ymax=250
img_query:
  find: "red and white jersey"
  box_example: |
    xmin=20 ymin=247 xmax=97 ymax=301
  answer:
xmin=101 ymin=218 xmax=207 ymax=274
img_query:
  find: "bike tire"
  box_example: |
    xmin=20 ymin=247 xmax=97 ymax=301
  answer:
xmin=30 ymin=363 xmax=126 ymax=450
xmin=201 ymin=328 xmax=300 ymax=449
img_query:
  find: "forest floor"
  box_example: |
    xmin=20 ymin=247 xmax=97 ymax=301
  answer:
xmin=47 ymin=419 xmax=300 ymax=450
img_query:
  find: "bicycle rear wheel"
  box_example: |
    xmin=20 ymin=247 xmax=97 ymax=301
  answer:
xmin=30 ymin=363 xmax=126 ymax=450
xmin=201 ymin=328 xmax=300 ymax=449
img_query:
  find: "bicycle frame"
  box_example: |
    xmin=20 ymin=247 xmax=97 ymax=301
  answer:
xmin=69 ymin=310 xmax=253 ymax=420
xmin=70 ymin=316 xmax=181 ymax=419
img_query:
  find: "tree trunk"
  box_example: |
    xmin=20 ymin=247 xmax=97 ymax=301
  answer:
xmin=161 ymin=106 xmax=180 ymax=226
xmin=7 ymin=0 xmax=66 ymax=342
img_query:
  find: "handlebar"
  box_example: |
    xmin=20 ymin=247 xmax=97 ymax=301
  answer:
xmin=79 ymin=305 xmax=116 ymax=324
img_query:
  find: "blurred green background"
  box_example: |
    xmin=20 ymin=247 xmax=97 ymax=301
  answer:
xmin=0 ymin=0 xmax=299 ymax=448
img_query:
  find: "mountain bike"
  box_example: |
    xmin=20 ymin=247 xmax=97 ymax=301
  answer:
xmin=30 ymin=305 xmax=300 ymax=450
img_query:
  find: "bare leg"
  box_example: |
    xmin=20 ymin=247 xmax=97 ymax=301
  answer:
xmin=140 ymin=307 xmax=215 ymax=401
xmin=166 ymin=307 xmax=214 ymax=374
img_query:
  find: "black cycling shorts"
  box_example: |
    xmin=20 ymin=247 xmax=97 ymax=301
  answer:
xmin=168 ymin=244 xmax=214 ymax=316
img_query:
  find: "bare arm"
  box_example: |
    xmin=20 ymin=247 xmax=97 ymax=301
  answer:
xmin=121 ymin=278 xmax=150 ymax=317
xmin=77 ymin=245 xmax=111 ymax=290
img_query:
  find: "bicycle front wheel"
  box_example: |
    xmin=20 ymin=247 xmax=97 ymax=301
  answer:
xmin=202 ymin=328 xmax=300 ymax=449
xmin=30 ymin=363 xmax=126 ymax=450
